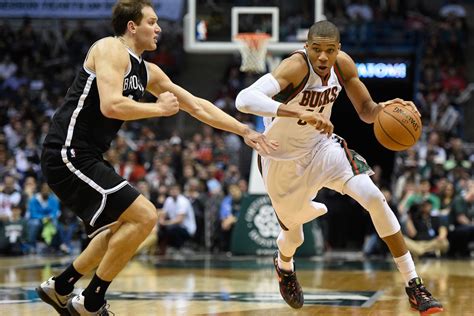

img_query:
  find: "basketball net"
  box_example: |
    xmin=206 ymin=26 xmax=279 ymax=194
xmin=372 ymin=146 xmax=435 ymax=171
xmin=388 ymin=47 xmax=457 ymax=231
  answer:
xmin=235 ymin=33 xmax=271 ymax=73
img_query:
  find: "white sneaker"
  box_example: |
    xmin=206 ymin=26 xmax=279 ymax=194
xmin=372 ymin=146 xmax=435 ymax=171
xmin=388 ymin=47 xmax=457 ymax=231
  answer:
xmin=67 ymin=293 xmax=110 ymax=316
xmin=36 ymin=277 xmax=71 ymax=315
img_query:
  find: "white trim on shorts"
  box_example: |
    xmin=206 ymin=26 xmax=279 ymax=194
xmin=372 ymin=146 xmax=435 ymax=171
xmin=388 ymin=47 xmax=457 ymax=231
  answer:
xmin=60 ymin=148 xmax=129 ymax=227
xmin=61 ymin=72 xmax=130 ymax=228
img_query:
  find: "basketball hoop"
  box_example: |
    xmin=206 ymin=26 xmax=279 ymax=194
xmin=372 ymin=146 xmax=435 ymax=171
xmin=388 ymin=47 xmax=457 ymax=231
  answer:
xmin=235 ymin=33 xmax=271 ymax=73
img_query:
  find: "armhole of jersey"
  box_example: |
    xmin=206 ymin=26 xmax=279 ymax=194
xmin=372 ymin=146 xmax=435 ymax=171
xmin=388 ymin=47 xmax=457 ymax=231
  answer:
xmin=334 ymin=60 xmax=345 ymax=87
xmin=83 ymin=42 xmax=98 ymax=75
xmin=124 ymin=58 xmax=132 ymax=78
xmin=273 ymin=51 xmax=310 ymax=104
xmin=144 ymin=61 xmax=150 ymax=87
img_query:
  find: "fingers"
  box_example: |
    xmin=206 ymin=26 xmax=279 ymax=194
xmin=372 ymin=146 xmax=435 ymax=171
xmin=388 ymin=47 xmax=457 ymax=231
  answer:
xmin=244 ymin=132 xmax=279 ymax=154
xmin=308 ymin=118 xmax=333 ymax=136
xmin=401 ymin=100 xmax=421 ymax=117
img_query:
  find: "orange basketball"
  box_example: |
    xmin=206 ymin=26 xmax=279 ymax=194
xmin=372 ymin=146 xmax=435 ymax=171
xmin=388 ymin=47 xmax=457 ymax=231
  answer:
xmin=373 ymin=103 xmax=422 ymax=151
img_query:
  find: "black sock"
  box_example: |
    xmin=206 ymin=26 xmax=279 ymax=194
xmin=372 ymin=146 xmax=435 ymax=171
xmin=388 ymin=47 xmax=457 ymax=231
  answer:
xmin=54 ymin=264 xmax=83 ymax=295
xmin=82 ymin=274 xmax=111 ymax=312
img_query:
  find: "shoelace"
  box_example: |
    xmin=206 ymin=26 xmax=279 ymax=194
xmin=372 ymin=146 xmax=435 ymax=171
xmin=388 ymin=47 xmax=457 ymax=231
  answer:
xmin=98 ymin=304 xmax=115 ymax=316
xmin=283 ymin=274 xmax=299 ymax=296
xmin=414 ymin=285 xmax=432 ymax=302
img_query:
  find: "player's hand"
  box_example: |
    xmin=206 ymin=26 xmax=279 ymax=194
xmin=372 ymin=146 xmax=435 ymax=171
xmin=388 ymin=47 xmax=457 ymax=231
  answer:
xmin=379 ymin=98 xmax=420 ymax=117
xmin=156 ymin=92 xmax=179 ymax=117
xmin=242 ymin=127 xmax=279 ymax=155
xmin=299 ymin=110 xmax=334 ymax=136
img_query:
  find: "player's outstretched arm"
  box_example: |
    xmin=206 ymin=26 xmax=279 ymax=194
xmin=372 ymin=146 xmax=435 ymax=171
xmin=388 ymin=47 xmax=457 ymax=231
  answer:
xmin=145 ymin=62 xmax=278 ymax=154
xmin=338 ymin=51 xmax=420 ymax=123
xmin=337 ymin=51 xmax=381 ymax=124
xmin=94 ymin=38 xmax=179 ymax=120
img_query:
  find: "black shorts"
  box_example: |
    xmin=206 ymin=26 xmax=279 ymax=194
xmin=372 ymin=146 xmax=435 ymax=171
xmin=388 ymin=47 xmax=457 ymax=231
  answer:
xmin=41 ymin=146 xmax=140 ymax=238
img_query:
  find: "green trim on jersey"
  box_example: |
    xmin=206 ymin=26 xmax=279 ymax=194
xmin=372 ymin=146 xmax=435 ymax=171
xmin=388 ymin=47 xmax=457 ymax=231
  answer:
xmin=335 ymin=61 xmax=346 ymax=82
xmin=273 ymin=52 xmax=310 ymax=104
xmin=339 ymin=137 xmax=373 ymax=176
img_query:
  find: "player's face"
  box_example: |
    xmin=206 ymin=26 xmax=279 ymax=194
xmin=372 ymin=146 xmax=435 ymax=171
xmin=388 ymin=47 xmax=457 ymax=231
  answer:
xmin=136 ymin=6 xmax=161 ymax=51
xmin=305 ymin=36 xmax=340 ymax=76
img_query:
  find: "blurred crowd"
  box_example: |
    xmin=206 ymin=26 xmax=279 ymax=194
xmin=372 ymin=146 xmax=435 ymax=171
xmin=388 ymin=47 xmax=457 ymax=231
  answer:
xmin=0 ymin=0 xmax=472 ymax=258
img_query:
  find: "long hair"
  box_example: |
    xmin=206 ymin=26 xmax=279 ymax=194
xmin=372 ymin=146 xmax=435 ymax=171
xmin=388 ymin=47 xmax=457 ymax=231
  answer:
xmin=111 ymin=0 xmax=153 ymax=36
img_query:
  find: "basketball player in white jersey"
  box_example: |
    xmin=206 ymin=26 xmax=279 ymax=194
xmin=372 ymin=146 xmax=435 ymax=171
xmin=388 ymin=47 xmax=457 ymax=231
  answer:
xmin=236 ymin=21 xmax=443 ymax=315
xmin=36 ymin=1 xmax=276 ymax=315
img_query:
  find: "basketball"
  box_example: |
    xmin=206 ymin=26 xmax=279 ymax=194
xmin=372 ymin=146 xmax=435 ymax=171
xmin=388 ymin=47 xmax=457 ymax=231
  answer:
xmin=373 ymin=103 xmax=422 ymax=151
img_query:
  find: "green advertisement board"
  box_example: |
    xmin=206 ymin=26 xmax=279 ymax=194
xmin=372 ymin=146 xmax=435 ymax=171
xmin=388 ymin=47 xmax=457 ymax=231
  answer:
xmin=230 ymin=194 xmax=320 ymax=256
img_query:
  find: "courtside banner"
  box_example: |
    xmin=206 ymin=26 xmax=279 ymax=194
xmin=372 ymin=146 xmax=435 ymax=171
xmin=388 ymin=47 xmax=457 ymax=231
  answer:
xmin=230 ymin=194 xmax=319 ymax=256
xmin=0 ymin=0 xmax=183 ymax=20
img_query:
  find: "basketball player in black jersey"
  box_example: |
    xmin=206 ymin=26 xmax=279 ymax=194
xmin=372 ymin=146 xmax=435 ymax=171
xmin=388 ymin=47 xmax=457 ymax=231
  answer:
xmin=35 ymin=1 xmax=277 ymax=315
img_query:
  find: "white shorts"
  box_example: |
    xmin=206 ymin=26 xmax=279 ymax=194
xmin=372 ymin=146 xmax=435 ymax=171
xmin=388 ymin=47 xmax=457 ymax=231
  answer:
xmin=261 ymin=135 xmax=373 ymax=229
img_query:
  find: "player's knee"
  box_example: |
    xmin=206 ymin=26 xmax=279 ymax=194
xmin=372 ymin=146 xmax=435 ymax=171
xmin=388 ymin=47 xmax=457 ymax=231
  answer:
xmin=364 ymin=190 xmax=386 ymax=213
xmin=127 ymin=198 xmax=157 ymax=232
xmin=141 ymin=203 xmax=158 ymax=232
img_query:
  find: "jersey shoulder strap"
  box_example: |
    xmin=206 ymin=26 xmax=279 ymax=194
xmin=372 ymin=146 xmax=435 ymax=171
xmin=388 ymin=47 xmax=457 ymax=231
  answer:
xmin=273 ymin=51 xmax=310 ymax=103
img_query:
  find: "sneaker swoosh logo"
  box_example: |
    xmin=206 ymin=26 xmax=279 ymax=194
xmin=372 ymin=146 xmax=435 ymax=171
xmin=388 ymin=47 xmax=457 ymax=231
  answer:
xmin=54 ymin=292 xmax=67 ymax=308
xmin=409 ymin=296 xmax=418 ymax=306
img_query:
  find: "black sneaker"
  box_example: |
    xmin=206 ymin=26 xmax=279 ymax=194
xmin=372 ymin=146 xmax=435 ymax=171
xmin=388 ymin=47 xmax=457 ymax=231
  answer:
xmin=273 ymin=251 xmax=304 ymax=309
xmin=405 ymin=277 xmax=443 ymax=315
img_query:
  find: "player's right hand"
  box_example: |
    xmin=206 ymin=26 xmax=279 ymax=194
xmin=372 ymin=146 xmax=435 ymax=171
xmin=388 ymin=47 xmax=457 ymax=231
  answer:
xmin=156 ymin=91 xmax=179 ymax=116
xmin=299 ymin=111 xmax=334 ymax=136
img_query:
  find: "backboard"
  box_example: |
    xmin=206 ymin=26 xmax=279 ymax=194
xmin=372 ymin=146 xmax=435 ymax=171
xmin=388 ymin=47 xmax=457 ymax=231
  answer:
xmin=183 ymin=0 xmax=325 ymax=54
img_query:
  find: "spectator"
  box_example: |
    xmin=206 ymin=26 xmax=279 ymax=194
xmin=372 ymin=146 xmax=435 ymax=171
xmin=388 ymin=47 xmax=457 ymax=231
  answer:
xmin=0 ymin=175 xmax=22 ymax=222
xmin=158 ymin=184 xmax=196 ymax=254
xmin=184 ymin=178 xmax=206 ymax=249
xmin=219 ymin=183 xmax=244 ymax=252
xmin=399 ymin=179 xmax=441 ymax=215
xmin=448 ymin=180 xmax=474 ymax=257
xmin=404 ymin=199 xmax=449 ymax=258
xmin=25 ymin=183 xmax=60 ymax=253
xmin=0 ymin=205 xmax=27 ymax=255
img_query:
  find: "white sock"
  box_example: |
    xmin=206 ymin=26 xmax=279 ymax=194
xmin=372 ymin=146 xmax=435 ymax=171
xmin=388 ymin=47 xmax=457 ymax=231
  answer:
xmin=393 ymin=252 xmax=418 ymax=286
xmin=278 ymin=252 xmax=294 ymax=272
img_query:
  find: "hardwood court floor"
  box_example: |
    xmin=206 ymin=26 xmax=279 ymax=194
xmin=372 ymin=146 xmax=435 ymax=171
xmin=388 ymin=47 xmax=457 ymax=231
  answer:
xmin=0 ymin=253 xmax=473 ymax=315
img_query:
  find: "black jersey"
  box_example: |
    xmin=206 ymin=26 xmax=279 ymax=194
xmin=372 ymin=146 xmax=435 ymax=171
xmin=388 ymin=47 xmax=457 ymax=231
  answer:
xmin=44 ymin=48 xmax=148 ymax=153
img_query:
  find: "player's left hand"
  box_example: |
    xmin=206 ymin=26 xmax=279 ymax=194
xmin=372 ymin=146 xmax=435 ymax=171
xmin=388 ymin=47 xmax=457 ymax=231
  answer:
xmin=379 ymin=98 xmax=421 ymax=117
xmin=242 ymin=128 xmax=279 ymax=155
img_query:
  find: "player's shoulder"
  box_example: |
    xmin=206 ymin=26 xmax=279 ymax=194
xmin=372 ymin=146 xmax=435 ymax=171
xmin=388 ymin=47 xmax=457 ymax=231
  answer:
xmin=285 ymin=51 xmax=309 ymax=70
xmin=273 ymin=51 xmax=309 ymax=82
xmin=92 ymin=37 xmax=129 ymax=59
xmin=336 ymin=50 xmax=358 ymax=78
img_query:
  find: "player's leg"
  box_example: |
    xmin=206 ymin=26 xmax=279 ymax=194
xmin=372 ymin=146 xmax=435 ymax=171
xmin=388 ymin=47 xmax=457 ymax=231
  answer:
xmin=343 ymin=174 xmax=443 ymax=315
xmin=36 ymin=225 xmax=119 ymax=314
xmin=261 ymin=157 xmax=309 ymax=309
xmin=68 ymin=195 xmax=157 ymax=313
xmin=273 ymin=225 xmax=305 ymax=309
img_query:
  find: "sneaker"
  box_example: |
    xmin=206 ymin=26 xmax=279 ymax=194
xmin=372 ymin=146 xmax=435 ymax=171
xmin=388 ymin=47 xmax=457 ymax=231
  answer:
xmin=405 ymin=277 xmax=444 ymax=315
xmin=67 ymin=293 xmax=111 ymax=316
xmin=35 ymin=277 xmax=71 ymax=315
xmin=273 ymin=251 xmax=304 ymax=309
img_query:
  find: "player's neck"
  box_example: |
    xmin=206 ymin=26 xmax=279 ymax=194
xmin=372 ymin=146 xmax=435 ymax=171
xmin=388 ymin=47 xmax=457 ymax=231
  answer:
xmin=117 ymin=36 xmax=143 ymax=57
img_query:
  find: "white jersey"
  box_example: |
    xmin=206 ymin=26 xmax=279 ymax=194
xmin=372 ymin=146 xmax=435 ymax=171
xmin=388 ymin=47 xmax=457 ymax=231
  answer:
xmin=263 ymin=49 xmax=343 ymax=160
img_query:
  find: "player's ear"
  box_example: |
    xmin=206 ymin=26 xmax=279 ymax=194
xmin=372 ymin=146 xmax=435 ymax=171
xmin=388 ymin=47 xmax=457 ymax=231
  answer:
xmin=128 ymin=20 xmax=137 ymax=34
xmin=338 ymin=43 xmax=341 ymax=51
